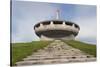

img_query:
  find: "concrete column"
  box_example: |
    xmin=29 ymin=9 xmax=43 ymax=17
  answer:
xmin=50 ymin=21 xmax=55 ymax=28
xmin=62 ymin=22 xmax=66 ymax=29
xmin=62 ymin=21 xmax=66 ymax=25
xmin=39 ymin=23 xmax=44 ymax=30
xmin=50 ymin=21 xmax=53 ymax=25
xmin=72 ymin=24 xmax=75 ymax=28
xmin=40 ymin=23 xmax=44 ymax=28
xmin=40 ymin=23 xmax=43 ymax=27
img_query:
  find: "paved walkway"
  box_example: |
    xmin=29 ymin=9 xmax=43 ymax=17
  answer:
xmin=16 ymin=40 xmax=96 ymax=66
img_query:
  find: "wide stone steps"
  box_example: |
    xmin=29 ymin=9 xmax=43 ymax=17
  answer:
xmin=16 ymin=58 xmax=96 ymax=65
xmin=15 ymin=40 xmax=96 ymax=66
xmin=23 ymin=55 xmax=93 ymax=61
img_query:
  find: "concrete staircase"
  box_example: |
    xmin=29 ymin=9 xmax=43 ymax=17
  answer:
xmin=16 ymin=40 xmax=96 ymax=66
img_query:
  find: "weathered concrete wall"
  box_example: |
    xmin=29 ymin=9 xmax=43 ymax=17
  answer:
xmin=34 ymin=20 xmax=80 ymax=40
xmin=35 ymin=22 xmax=79 ymax=33
xmin=40 ymin=34 xmax=75 ymax=41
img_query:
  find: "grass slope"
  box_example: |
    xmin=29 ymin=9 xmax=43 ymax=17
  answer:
xmin=11 ymin=41 xmax=51 ymax=66
xmin=11 ymin=40 xmax=96 ymax=65
xmin=64 ymin=40 xmax=96 ymax=57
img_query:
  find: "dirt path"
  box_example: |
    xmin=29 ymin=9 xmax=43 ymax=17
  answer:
xmin=16 ymin=40 xmax=96 ymax=66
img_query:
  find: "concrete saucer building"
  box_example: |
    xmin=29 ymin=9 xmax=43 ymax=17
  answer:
xmin=34 ymin=10 xmax=80 ymax=40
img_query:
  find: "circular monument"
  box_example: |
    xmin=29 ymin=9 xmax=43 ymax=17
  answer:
xmin=34 ymin=10 xmax=80 ymax=40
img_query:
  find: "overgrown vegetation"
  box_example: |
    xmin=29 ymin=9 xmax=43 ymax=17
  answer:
xmin=63 ymin=40 xmax=96 ymax=57
xmin=11 ymin=41 xmax=51 ymax=66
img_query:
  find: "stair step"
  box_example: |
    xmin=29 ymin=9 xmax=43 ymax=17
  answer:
xmin=23 ymin=55 xmax=93 ymax=61
xmin=15 ymin=40 xmax=96 ymax=66
xmin=16 ymin=58 xmax=96 ymax=66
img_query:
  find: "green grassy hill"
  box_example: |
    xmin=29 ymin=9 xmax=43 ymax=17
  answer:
xmin=11 ymin=40 xmax=96 ymax=66
xmin=11 ymin=41 xmax=51 ymax=66
xmin=63 ymin=40 xmax=96 ymax=57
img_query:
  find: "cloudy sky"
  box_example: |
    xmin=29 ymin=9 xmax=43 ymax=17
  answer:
xmin=11 ymin=1 xmax=97 ymax=44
